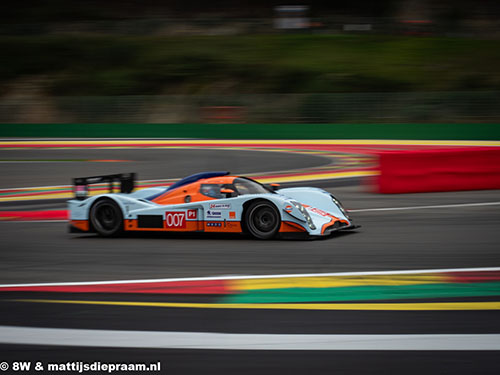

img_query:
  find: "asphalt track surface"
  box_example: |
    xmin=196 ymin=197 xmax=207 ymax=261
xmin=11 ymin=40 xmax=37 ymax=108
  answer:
xmin=1 ymin=187 xmax=499 ymax=283
xmin=0 ymin=148 xmax=329 ymax=188
xmin=1 ymin=144 xmax=500 ymax=374
xmin=0 ymin=146 xmax=499 ymax=282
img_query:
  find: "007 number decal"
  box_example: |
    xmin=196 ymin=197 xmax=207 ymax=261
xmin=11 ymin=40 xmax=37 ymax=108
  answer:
xmin=165 ymin=212 xmax=186 ymax=228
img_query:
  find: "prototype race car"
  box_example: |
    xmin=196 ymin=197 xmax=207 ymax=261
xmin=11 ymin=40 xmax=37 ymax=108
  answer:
xmin=68 ymin=171 xmax=358 ymax=239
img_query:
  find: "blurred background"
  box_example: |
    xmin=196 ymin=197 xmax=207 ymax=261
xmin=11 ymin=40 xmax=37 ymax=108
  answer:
xmin=1 ymin=3 xmax=500 ymax=372
xmin=1 ymin=0 xmax=499 ymax=124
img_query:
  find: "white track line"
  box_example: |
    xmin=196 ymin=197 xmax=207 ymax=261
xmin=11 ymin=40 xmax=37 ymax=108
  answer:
xmin=349 ymin=201 xmax=500 ymax=213
xmin=0 ymin=326 xmax=499 ymax=350
xmin=1 ymin=267 xmax=499 ymax=288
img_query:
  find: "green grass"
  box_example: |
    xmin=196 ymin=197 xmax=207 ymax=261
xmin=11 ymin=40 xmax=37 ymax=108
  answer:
xmin=1 ymin=34 xmax=499 ymax=95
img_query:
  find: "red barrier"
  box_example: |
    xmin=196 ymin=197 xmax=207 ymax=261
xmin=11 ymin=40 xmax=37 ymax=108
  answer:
xmin=0 ymin=279 xmax=232 ymax=294
xmin=376 ymin=147 xmax=500 ymax=193
xmin=0 ymin=210 xmax=68 ymax=221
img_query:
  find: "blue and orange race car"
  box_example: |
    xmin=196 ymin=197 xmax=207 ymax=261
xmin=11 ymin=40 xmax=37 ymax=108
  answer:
xmin=68 ymin=171 xmax=358 ymax=239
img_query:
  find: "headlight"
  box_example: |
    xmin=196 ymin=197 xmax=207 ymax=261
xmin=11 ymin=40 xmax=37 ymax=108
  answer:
xmin=291 ymin=201 xmax=316 ymax=230
xmin=331 ymin=195 xmax=349 ymax=218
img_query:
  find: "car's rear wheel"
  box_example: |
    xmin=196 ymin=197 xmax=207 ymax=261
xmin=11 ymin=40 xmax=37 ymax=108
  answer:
xmin=244 ymin=200 xmax=281 ymax=240
xmin=90 ymin=199 xmax=123 ymax=237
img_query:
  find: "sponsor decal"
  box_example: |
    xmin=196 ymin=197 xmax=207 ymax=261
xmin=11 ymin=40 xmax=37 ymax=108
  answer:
xmin=209 ymin=203 xmax=231 ymax=210
xmin=206 ymin=210 xmax=222 ymax=218
xmin=206 ymin=222 xmax=222 ymax=227
xmin=285 ymin=205 xmax=293 ymax=213
xmin=165 ymin=211 xmax=186 ymax=228
xmin=229 ymin=211 xmax=236 ymax=219
xmin=308 ymin=207 xmax=332 ymax=217
xmin=187 ymin=209 xmax=197 ymax=219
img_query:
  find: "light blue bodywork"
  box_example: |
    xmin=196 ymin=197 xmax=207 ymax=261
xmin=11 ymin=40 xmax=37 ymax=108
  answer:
xmin=68 ymin=181 xmax=356 ymax=237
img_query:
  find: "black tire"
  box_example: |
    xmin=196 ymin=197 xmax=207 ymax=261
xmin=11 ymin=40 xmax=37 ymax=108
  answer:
xmin=89 ymin=199 xmax=123 ymax=237
xmin=244 ymin=200 xmax=281 ymax=240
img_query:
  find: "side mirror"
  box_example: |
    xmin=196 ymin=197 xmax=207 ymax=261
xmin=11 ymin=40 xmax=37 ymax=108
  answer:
xmin=220 ymin=188 xmax=235 ymax=198
xmin=267 ymin=183 xmax=281 ymax=191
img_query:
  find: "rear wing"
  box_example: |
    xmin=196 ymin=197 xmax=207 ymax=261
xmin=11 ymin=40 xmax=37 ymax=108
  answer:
xmin=73 ymin=173 xmax=136 ymax=200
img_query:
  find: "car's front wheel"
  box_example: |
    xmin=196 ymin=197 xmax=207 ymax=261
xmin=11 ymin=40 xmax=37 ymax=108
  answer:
xmin=244 ymin=200 xmax=281 ymax=240
xmin=90 ymin=199 xmax=123 ymax=237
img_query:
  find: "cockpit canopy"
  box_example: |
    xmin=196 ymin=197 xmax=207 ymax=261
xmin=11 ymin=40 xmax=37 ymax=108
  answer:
xmin=200 ymin=177 xmax=270 ymax=199
xmin=149 ymin=173 xmax=273 ymax=205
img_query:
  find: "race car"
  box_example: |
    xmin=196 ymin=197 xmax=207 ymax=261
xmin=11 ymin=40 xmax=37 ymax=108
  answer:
xmin=68 ymin=171 xmax=358 ymax=239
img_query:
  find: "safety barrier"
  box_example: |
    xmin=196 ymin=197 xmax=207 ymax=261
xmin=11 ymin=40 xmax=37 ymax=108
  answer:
xmin=1 ymin=123 xmax=500 ymax=140
xmin=376 ymin=148 xmax=500 ymax=193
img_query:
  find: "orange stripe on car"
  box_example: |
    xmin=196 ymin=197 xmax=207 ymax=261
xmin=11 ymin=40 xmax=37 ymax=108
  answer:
xmin=124 ymin=219 xmax=200 ymax=232
xmin=70 ymin=220 xmax=89 ymax=232
xmin=124 ymin=219 xmax=241 ymax=233
xmin=280 ymin=221 xmax=307 ymax=233
xmin=321 ymin=219 xmax=350 ymax=235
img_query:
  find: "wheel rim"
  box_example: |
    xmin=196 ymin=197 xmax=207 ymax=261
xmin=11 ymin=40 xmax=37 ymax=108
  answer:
xmin=248 ymin=204 xmax=279 ymax=237
xmin=95 ymin=203 xmax=119 ymax=231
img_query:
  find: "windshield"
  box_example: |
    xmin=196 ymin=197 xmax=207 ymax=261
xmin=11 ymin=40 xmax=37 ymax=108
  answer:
xmin=233 ymin=178 xmax=270 ymax=195
xmin=200 ymin=184 xmax=224 ymax=199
